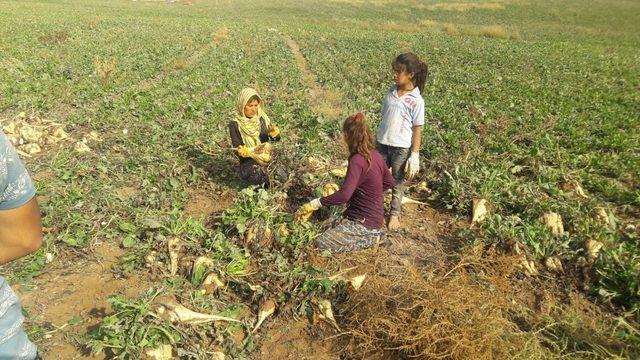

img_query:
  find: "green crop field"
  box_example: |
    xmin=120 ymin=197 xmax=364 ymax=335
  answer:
xmin=0 ymin=0 xmax=638 ymax=359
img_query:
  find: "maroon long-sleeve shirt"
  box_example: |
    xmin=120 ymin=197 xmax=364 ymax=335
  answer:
xmin=320 ymin=149 xmax=394 ymax=229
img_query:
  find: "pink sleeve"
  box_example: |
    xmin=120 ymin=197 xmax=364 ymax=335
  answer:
xmin=320 ymin=156 xmax=365 ymax=206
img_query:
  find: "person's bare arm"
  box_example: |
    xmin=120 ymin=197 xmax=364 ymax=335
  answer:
xmin=411 ymin=125 xmax=423 ymax=152
xmin=0 ymin=197 xmax=43 ymax=265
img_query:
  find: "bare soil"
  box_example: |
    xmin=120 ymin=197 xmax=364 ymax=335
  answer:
xmin=18 ymin=242 xmax=150 ymax=359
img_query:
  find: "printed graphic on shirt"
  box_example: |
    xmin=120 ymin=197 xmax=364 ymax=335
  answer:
xmin=377 ymin=86 xmax=425 ymax=148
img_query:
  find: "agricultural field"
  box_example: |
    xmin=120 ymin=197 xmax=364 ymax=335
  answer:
xmin=0 ymin=0 xmax=638 ymax=359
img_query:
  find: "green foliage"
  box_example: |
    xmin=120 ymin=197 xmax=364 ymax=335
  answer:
xmin=597 ymin=234 xmax=640 ymax=314
xmin=220 ymin=186 xmax=283 ymax=234
xmin=288 ymin=0 xmax=640 ymax=324
xmin=1 ymin=0 xmax=638 ymax=356
xmin=88 ymin=289 xmax=179 ymax=359
xmin=203 ymin=233 xmax=248 ymax=270
xmin=277 ymin=221 xmax=318 ymax=249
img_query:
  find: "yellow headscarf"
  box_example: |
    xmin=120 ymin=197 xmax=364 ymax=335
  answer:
xmin=233 ymin=88 xmax=272 ymax=148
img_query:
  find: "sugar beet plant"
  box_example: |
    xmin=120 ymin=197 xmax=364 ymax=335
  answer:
xmin=288 ymin=11 xmax=640 ymax=320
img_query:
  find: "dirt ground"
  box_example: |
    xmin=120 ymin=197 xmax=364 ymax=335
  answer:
xmin=184 ymin=187 xmax=234 ymax=219
xmin=20 ymin=186 xmax=456 ymax=359
xmin=250 ymin=319 xmax=337 ymax=360
xmin=18 ymin=242 xmax=150 ymax=359
xmin=249 ymin=199 xmax=462 ymax=360
xmin=17 ymin=187 xmax=239 ymax=359
xmin=17 ymin=183 xmax=614 ymax=359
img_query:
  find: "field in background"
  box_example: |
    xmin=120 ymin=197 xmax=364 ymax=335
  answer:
xmin=0 ymin=0 xmax=638 ymax=358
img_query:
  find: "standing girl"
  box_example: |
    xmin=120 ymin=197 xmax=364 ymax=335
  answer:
xmin=376 ymin=52 xmax=428 ymax=230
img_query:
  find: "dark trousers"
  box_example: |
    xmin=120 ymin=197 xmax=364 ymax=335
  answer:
xmin=239 ymin=159 xmax=269 ymax=188
xmin=377 ymin=143 xmax=410 ymax=215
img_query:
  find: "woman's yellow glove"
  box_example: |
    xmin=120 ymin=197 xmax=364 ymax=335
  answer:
xmin=294 ymin=198 xmax=322 ymax=223
xmin=267 ymin=124 xmax=280 ymax=138
xmin=238 ymin=143 xmax=272 ymax=165
xmin=254 ymin=142 xmax=272 ymax=155
xmin=237 ymin=145 xmax=253 ymax=158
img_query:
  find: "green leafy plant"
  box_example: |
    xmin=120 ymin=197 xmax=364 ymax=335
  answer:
xmin=220 ymin=186 xmax=283 ymax=234
xmin=88 ymin=289 xmax=179 ymax=359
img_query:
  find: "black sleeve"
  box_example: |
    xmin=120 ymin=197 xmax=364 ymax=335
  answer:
xmin=229 ymin=121 xmax=244 ymax=148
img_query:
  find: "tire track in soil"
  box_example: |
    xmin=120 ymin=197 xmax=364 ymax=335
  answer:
xmin=276 ymin=30 xmax=344 ymax=122
xmin=147 ymin=27 xmax=229 ymax=86
xmin=102 ymin=26 xmax=230 ymax=104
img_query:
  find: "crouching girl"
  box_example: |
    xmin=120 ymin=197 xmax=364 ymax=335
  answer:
xmin=296 ymin=113 xmax=394 ymax=252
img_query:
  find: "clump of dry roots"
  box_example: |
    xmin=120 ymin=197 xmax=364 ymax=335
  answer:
xmin=338 ymin=248 xmax=546 ymax=359
xmin=265 ymin=144 xmax=308 ymax=193
xmin=2 ymin=112 xmax=70 ymax=155
xmin=265 ymin=143 xmax=344 ymax=204
xmin=2 ymin=112 xmax=102 ymax=155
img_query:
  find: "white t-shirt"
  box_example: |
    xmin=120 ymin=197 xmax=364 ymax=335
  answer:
xmin=376 ymin=86 xmax=425 ymax=148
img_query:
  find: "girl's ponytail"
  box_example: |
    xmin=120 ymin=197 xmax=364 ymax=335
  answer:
xmin=416 ymin=60 xmax=429 ymax=93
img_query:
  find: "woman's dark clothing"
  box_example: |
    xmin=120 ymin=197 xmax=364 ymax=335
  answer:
xmin=320 ymin=149 xmax=394 ymax=230
xmin=228 ymin=117 xmax=280 ymax=187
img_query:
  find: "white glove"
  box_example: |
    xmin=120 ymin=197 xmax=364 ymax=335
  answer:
xmin=295 ymin=198 xmax=323 ymax=223
xmin=309 ymin=198 xmax=322 ymax=210
xmin=405 ymin=152 xmax=420 ymax=179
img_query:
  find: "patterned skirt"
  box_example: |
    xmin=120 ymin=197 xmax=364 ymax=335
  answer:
xmin=316 ymin=218 xmax=384 ymax=253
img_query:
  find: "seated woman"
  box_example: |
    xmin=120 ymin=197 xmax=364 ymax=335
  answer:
xmin=228 ymin=88 xmax=281 ymax=187
xmin=296 ymin=113 xmax=394 ymax=253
